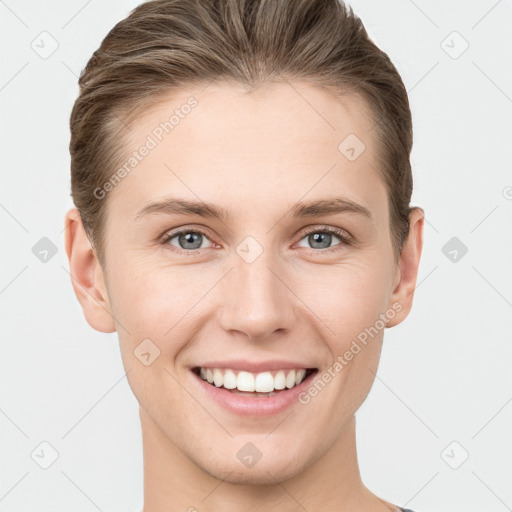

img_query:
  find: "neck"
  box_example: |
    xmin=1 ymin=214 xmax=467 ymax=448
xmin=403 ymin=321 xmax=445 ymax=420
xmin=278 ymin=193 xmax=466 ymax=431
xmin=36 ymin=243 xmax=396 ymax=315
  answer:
xmin=140 ymin=408 xmax=398 ymax=512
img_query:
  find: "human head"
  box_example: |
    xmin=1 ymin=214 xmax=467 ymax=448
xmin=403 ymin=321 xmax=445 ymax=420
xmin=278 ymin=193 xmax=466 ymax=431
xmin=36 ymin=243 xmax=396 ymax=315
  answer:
xmin=65 ymin=0 xmax=424 ymax=495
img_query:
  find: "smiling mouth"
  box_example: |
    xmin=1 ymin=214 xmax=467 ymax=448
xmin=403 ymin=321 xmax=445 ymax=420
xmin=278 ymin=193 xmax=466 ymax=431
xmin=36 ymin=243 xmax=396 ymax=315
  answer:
xmin=192 ymin=366 xmax=318 ymax=396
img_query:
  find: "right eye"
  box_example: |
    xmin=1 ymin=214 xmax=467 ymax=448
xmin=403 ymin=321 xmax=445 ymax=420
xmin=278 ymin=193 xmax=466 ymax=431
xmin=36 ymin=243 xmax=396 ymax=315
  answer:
xmin=162 ymin=228 xmax=215 ymax=252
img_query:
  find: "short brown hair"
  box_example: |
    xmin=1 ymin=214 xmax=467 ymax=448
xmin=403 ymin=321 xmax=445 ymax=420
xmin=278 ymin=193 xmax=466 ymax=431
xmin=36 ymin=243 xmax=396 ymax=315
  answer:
xmin=69 ymin=0 xmax=414 ymax=266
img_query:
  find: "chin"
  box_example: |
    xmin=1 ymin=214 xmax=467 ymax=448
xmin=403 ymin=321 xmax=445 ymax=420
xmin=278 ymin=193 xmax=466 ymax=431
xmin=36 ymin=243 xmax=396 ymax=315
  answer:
xmin=200 ymin=452 xmax=309 ymax=486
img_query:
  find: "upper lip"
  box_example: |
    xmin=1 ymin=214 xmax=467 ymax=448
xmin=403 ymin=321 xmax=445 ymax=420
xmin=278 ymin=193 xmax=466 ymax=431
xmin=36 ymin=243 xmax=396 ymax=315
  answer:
xmin=192 ymin=359 xmax=317 ymax=373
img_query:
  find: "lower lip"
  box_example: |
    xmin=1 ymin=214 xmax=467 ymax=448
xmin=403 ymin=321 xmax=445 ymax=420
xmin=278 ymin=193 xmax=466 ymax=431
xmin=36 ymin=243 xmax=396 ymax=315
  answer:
xmin=191 ymin=370 xmax=317 ymax=417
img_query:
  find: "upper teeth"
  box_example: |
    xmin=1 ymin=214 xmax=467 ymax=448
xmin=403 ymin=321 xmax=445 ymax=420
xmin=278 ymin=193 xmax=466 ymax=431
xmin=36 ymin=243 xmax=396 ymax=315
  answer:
xmin=198 ymin=367 xmax=308 ymax=392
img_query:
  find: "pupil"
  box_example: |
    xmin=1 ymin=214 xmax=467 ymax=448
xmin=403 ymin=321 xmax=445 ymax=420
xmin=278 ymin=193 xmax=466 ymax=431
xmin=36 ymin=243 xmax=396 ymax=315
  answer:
xmin=310 ymin=233 xmax=331 ymax=249
xmin=180 ymin=232 xmax=202 ymax=249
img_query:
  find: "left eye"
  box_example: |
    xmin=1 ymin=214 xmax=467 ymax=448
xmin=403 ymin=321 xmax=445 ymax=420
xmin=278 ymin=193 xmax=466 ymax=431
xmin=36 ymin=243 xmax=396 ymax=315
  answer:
xmin=296 ymin=228 xmax=350 ymax=251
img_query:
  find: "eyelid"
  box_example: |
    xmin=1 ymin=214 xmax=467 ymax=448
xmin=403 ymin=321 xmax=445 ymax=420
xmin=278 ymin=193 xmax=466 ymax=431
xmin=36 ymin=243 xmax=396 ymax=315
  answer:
xmin=299 ymin=224 xmax=352 ymax=240
xmin=160 ymin=224 xmax=215 ymax=242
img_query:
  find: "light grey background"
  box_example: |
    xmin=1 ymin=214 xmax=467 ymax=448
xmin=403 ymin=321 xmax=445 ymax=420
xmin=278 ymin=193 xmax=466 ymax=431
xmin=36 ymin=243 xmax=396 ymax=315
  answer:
xmin=1 ymin=1 xmax=511 ymax=511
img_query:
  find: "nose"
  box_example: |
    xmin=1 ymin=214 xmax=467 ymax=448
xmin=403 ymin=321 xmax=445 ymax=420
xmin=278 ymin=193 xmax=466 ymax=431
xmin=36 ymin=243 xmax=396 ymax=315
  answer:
xmin=218 ymin=249 xmax=297 ymax=342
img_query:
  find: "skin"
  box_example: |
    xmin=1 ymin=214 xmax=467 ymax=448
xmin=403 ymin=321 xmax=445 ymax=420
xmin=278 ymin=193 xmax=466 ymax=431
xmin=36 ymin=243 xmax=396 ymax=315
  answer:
xmin=65 ymin=80 xmax=424 ymax=512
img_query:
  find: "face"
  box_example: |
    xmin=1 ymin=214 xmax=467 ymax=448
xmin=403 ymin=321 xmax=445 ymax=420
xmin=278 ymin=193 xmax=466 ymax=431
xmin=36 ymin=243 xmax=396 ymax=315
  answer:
xmin=75 ymin=81 xmax=414 ymax=484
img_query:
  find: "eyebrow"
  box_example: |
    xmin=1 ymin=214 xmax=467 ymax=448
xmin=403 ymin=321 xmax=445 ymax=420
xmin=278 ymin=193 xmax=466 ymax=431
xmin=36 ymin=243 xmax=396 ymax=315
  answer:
xmin=134 ymin=197 xmax=373 ymax=223
xmin=289 ymin=198 xmax=373 ymax=221
xmin=134 ymin=198 xmax=231 ymax=221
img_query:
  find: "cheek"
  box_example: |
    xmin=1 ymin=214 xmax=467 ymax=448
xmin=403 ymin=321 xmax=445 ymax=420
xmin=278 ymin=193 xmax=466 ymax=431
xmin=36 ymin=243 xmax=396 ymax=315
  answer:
xmin=108 ymin=256 xmax=195 ymax=327
xmin=107 ymin=258 xmax=217 ymax=375
xmin=311 ymin=263 xmax=389 ymax=413
xmin=293 ymin=260 xmax=390 ymax=339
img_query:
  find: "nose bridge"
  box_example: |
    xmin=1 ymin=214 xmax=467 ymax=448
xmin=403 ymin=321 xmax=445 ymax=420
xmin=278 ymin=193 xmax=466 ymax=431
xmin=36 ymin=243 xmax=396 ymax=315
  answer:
xmin=219 ymin=241 xmax=295 ymax=340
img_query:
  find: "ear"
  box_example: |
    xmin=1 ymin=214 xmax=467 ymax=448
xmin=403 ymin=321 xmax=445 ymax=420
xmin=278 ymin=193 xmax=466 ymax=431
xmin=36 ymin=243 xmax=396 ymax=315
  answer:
xmin=386 ymin=207 xmax=425 ymax=328
xmin=64 ymin=208 xmax=116 ymax=333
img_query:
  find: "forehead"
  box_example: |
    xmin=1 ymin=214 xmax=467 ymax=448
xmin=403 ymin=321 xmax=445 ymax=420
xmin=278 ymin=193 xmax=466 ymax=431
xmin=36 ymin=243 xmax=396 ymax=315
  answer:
xmin=108 ymin=80 xmax=387 ymax=225
xmin=136 ymin=80 xmax=376 ymax=152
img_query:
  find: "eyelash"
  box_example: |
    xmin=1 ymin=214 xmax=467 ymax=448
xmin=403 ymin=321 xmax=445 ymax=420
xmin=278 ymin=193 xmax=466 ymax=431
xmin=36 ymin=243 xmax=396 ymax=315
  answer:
xmin=160 ymin=225 xmax=352 ymax=255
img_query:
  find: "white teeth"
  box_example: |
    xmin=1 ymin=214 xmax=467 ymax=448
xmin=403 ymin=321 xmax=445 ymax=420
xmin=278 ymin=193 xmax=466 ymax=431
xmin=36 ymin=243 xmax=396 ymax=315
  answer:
xmin=295 ymin=369 xmax=306 ymax=386
xmin=285 ymin=370 xmax=296 ymax=389
xmin=237 ymin=371 xmax=255 ymax=392
xmin=274 ymin=370 xmax=286 ymax=390
xmin=213 ymin=368 xmax=223 ymax=387
xmin=196 ymin=367 xmax=311 ymax=392
xmin=255 ymin=371 xmax=274 ymax=392
xmin=223 ymin=369 xmax=237 ymax=389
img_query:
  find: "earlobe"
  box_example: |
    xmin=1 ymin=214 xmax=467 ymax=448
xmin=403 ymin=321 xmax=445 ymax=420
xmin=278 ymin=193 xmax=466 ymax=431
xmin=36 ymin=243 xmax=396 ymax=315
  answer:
xmin=64 ymin=208 xmax=117 ymax=333
xmin=386 ymin=207 xmax=425 ymax=328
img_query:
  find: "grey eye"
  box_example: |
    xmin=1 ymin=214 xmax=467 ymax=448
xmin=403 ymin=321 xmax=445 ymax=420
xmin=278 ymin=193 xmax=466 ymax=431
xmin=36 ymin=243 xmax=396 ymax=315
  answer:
xmin=296 ymin=230 xmax=345 ymax=250
xmin=166 ymin=231 xmax=212 ymax=250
